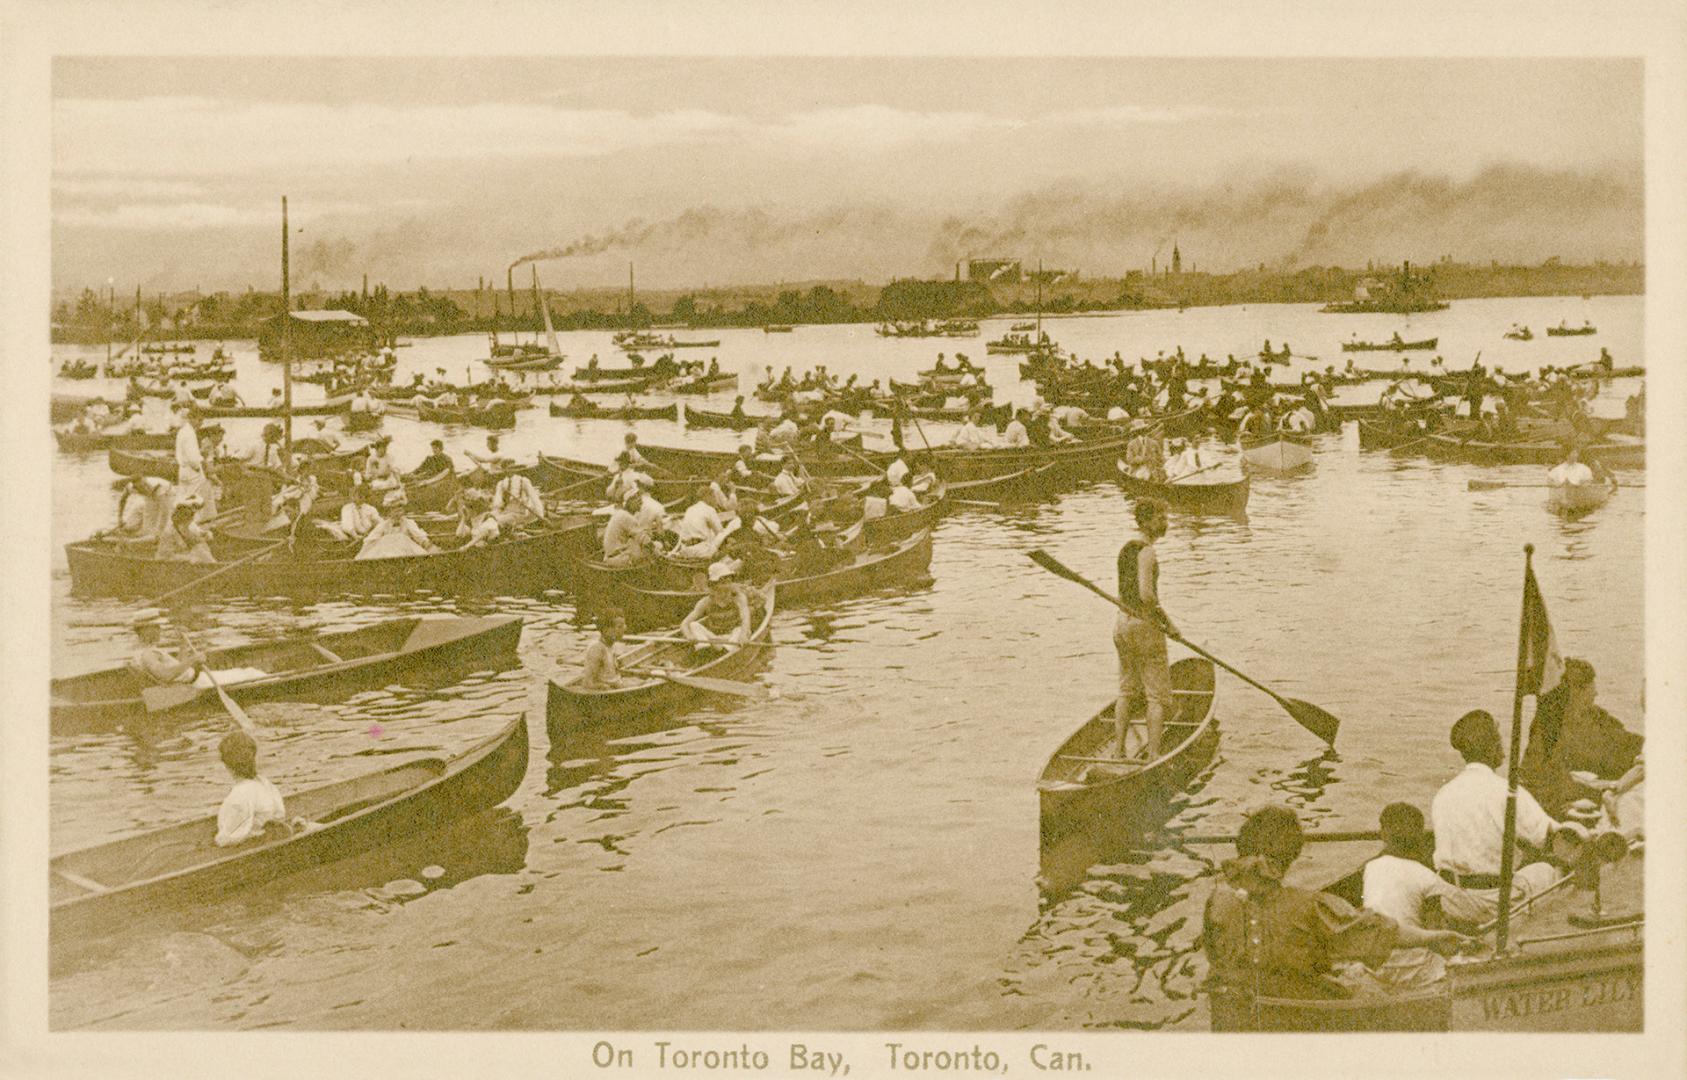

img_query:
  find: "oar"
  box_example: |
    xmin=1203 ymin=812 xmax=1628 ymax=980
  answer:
xmin=139 ymin=539 xmax=288 ymax=607
xmin=1026 ymin=549 xmax=1340 ymax=746
xmin=1163 ymin=460 xmax=1226 ymax=485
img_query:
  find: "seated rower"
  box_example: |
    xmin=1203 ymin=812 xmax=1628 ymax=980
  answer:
xmin=214 ymin=731 xmax=289 ymax=847
xmin=673 ymin=482 xmax=736 ymax=560
xmin=465 ymin=433 xmax=515 ymax=474
xmin=1430 ymin=709 xmax=1576 ymax=920
xmin=1203 ymin=806 xmax=1468 ymax=1002
xmin=952 ymin=411 xmax=992 ymax=450
xmin=1280 ymin=403 xmax=1316 ymax=433
xmin=155 ymin=498 xmax=214 ymax=563
xmin=1001 ymin=409 xmax=1031 ymax=448
xmin=1518 ymin=658 xmax=1643 ymax=819
xmin=323 ymin=484 xmax=380 ymax=543
xmin=576 ymin=608 xmax=627 ymax=691
xmin=730 ymin=443 xmax=763 ymax=485
xmin=606 ymin=451 xmax=654 ymax=503
xmin=601 ymin=490 xmax=652 ymax=567
xmin=621 ymin=432 xmax=653 ymax=472
xmin=355 ymin=490 xmax=441 ymax=560
xmin=1165 ymin=439 xmax=1202 ymax=479
xmin=1046 ymin=408 xmax=1079 ymax=445
xmin=771 ymin=457 xmax=806 ymax=499
xmin=362 ymin=434 xmax=401 ymax=494
xmin=127 ymin=610 xmax=197 ymax=685
xmin=491 ymin=467 xmax=545 ymax=527
xmin=455 ymin=490 xmax=503 ymax=549
xmin=631 ymin=485 xmax=670 ymax=544
xmin=411 ymin=438 xmax=454 ymax=482
xmin=767 ymin=411 xmax=801 ymax=448
xmin=888 ymin=478 xmax=921 ymax=512
xmin=249 ymin=421 xmax=290 ymax=471
xmin=680 ymin=564 xmax=755 ymax=646
xmin=1546 ymin=446 xmax=1600 ymax=487
xmin=907 ymin=453 xmax=939 ymax=496
xmin=885 ymin=454 xmax=911 ymax=489
xmin=1360 ymin=803 xmax=1488 ymax=986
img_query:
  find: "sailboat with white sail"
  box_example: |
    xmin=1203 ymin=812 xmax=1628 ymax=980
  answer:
xmin=487 ymin=266 xmax=566 ymax=371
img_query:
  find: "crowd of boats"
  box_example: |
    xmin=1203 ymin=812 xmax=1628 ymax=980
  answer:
xmin=47 ymin=306 xmax=1645 ymax=1029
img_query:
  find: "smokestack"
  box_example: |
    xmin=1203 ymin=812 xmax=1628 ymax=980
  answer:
xmin=362 ymin=273 xmax=368 ymax=300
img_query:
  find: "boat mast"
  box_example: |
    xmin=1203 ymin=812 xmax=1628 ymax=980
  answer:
xmin=628 ymin=262 xmax=635 ymax=328
xmin=507 ymin=267 xmax=517 ymax=346
xmin=1035 ymin=259 xmax=1043 ymax=343
xmin=281 ymin=196 xmax=292 ymax=462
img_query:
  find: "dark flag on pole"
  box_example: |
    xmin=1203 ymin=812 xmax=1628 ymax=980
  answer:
xmin=1518 ymin=559 xmax=1564 ymax=697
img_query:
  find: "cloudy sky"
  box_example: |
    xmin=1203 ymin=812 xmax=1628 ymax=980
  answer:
xmin=52 ymin=57 xmax=1643 ymax=294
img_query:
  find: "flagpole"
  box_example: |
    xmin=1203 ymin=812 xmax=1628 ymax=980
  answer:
xmin=1494 ymin=542 xmax=1535 ymax=952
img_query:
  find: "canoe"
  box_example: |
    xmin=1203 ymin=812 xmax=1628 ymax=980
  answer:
xmin=54 ymin=429 xmax=176 ymax=454
xmin=671 ymin=372 xmax=738 ymax=395
xmin=636 ymin=432 xmax=1133 ymax=483
xmin=559 ymin=376 xmax=670 ymax=395
xmin=108 ymin=445 xmax=375 ymax=487
xmin=1208 ymin=846 xmax=1642 ymax=1032
xmin=415 ymin=400 xmax=519 ymax=428
xmin=1547 ymin=477 xmax=1618 ymax=515
xmin=51 ymin=714 xmax=529 ymax=941
xmin=64 ymin=516 xmax=596 ymax=598
xmin=343 ymin=409 xmax=383 ymax=433
xmin=1240 ymin=433 xmax=1314 ymax=472
xmin=191 ymin=397 xmax=352 ymax=419
xmin=50 ymin=615 xmax=523 ymax=732
xmin=546 ymin=581 xmax=776 ymax=741
xmin=862 ymin=485 xmax=946 ymax=546
xmin=549 ymin=399 xmax=680 ymax=422
xmin=1340 ymin=337 xmax=1438 ymax=352
xmin=574 ymin=364 xmax=672 ymax=381
xmin=1037 ymin=658 xmax=1218 ymax=854
xmin=683 ymin=406 xmax=771 ymax=430
xmin=1545 ymin=325 xmax=1597 ymax=336
xmin=485 ymin=353 xmax=562 ymax=371
xmin=1116 ymin=461 xmax=1250 ymax=514
xmin=610 ymin=528 xmax=934 ymax=630
xmin=946 ymin=461 xmax=1060 ymax=501
xmin=1417 ymin=432 xmax=1645 ymax=468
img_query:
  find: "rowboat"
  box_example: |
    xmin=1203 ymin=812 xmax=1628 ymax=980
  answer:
xmin=1546 ymin=324 xmax=1597 ymax=337
xmin=485 ymin=353 xmax=562 ymax=371
xmin=1547 ymin=476 xmax=1618 ymax=515
xmin=1207 ymin=845 xmax=1642 ymax=1031
xmin=191 ymin=397 xmax=351 ymax=419
xmin=1116 ymin=460 xmax=1250 ymax=514
xmin=1417 ymin=432 xmax=1645 ymax=468
xmin=763 ymin=324 xmax=794 ymax=333
xmin=611 ymin=528 xmax=934 ymax=630
xmin=1037 ymin=658 xmax=1218 ymax=855
xmin=51 ymin=615 xmax=523 ymax=732
xmin=862 ymin=484 xmax=946 ymax=546
xmin=53 ymin=428 xmax=176 ymax=454
xmin=51 ymin=714 xmax=529 ymax=941
xmin=1340 ymin=337 xmax=1438 ymax=352
xmin=64 ymin=516 xmax=596 ymax=597
xmin=546 ymin=581 xmax=775 ymax=741
xmin=549 ymin=399 xmax=680 ymax=422
xmin=1240 ymin=433 xmax=1314 ymax=472
xmin=415 ymin=400 xmax=519 ymax=428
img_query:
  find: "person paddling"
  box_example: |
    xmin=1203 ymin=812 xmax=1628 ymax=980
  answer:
xmin=1112 ymin=498 xmax=1176 ymax=762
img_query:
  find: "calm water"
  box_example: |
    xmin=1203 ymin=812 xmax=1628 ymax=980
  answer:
xmin=48 ymin=296 xmax=1644 ymax=1030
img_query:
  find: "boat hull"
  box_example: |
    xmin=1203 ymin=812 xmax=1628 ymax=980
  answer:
xmin=1241 ymin=435 xmax=1314 ymax=472
xmin=1547 ymin=479 xmax=1617 ymax=515
xmin=51 ymin=715 xmax=529 ymax=941
xmin=1116 ymin=462 xmax=1249 ymax=514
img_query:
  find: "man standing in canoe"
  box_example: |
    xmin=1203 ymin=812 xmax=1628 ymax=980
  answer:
xmin=1113 ymin=498 xmax=1176 ymax=762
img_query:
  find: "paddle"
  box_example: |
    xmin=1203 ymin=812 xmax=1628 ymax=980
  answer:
xmin=1026 ymin=549 xmax=1340 ymax=746
xmin=652 ymin=671 xmax=769 ymax=699
xmin=140 ymin=539 xmax=288 ymax=607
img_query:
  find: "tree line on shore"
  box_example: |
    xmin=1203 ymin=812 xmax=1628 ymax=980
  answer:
xmin=51 ymin=258 xmax=1643 ymax=345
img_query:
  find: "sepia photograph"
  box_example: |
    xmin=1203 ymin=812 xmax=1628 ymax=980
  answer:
xmin=3 ymin=4 xmax=1685 ymax=1078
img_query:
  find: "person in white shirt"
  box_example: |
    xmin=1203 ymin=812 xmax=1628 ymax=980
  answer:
xmin=1357 ymin=802 xmax=1482 ymax=987
xmin=1429 ymin=709 xmax=1568 ymax=918
xmin=673 ymin=483 xmax=736 ymax=559
xmin=214 ymin=731 xmax=288 ymax=847
xmin=250 ymin=422 xmax=289 ymax=470
xmin=174 ymin=408 xmax=217 ymax=520
xmin=632 ymin=487 xmax=669 ymax=539
xmin=959 ymin=371 xmax=978 ymax=389
xmin=363 ymin=436 xmax=401 ymax=495
xmin=1281 ymin=405 xmax=1316 ymax=433
xmin=491 ymin=470 xmax=545 ymax=527
xmin=888 ymin=481 xmax=921 ymax=512
xmin=327 ymin=485 xmax=381 ymax=542
xmin=115 ymin=475 xmax=175 ymax=540
xmin=1046 ymin=408 xmax=1079 ymax=445
xmin=767 ymin=414 xmax=801 ymax=448
xmin=601 ymin=491 xmax=650 ymax=566
xmin=953 ymin=412 xmax=992 ymax=450
xmin=1546 ymin=447 xmax=1596 ymax=486
xmin=1002 ymin=410 xmax=1031 ymax=448
xmin=885 ymin=456 xmax=911 ymax=488
xmin=605 ymin=451 xmax=654 ymax=503
xmin=771 ymin=459 xmax=805 ymax=498
xmin=455 ymin=490 xmax=503 ymax=549
xmin=1165 ymin=439 xmax=1202 ymax=479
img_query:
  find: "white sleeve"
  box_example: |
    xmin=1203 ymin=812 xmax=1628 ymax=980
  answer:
xmin=1513 ymin=784 xmax=1556 ymax=847
xmin=215 ymin=788 xmax=257 ymax=847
